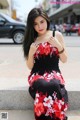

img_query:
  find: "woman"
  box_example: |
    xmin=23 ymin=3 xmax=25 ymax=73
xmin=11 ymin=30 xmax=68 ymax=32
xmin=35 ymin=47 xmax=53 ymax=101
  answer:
xmin=23 ymin=8 xmax=68 ymax=120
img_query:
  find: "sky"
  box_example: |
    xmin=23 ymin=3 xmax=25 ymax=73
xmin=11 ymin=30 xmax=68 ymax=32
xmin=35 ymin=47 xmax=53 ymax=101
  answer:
xmin=12 ymin=0 xmax=43 ymax=20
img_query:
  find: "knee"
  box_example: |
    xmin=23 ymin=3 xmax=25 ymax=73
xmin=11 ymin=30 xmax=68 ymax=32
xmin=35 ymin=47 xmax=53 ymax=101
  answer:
xmin=33 ymin=79 xmax=47 ymax=88
xmin=50 ymin=79 xmax=60 ymax=88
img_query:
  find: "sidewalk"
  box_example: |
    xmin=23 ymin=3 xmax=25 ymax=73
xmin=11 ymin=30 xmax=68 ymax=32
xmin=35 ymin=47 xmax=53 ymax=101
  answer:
xmin=0 ymin=44 xmax=80 ymax=114
xmin=0 ymin=55 xmax=80 ymax=110
xmin=0 ymin=110 xmax=80 ymax=120
xmin=0 ymin=79 xmax=80 ymax=110
xmin=0 ymin=61 xmax=80 ymax=110
xmin=0 ymin=77 xmax=80 ymax=91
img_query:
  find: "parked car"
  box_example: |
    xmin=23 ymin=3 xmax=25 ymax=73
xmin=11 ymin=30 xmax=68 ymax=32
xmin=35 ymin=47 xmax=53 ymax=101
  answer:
xmin=0 ymin=13 xmax=26 ymax=44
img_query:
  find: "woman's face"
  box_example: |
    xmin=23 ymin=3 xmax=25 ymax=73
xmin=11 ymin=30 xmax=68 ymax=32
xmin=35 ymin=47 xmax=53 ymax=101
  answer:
xmin=34 ymin=16 xmax=47 ymax=36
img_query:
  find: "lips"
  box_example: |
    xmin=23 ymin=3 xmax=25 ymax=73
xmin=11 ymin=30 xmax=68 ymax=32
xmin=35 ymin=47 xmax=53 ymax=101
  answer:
xmin=39 ymin=29 xmax=44 ymax=31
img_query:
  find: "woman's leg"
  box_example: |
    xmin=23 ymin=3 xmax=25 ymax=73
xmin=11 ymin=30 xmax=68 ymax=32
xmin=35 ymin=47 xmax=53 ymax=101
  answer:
xmin=29 ymin=79 xmax=68 ymax=120
xmin=29 ymin=86 xmax=36 ymax=99
xmin=32 ymin=79 xmax=62 ymax=98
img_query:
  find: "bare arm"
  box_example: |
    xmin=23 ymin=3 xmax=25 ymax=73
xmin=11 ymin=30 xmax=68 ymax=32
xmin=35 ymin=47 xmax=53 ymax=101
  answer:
xmin=26 ymin=43 xmax=38 ymax=70
xmin=55 ymin=31 xmax=67 ymax=63
xmin=26 ymin=52 xmax=34 ymax=70
xmin=48 ymin=31 xmax=67 ymax=63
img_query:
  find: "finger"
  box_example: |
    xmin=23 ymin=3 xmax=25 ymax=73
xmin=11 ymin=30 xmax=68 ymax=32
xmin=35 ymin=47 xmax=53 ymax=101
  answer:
xmin=31 ymin=43 xmax=35 ymax=47
xmin=49 ymin=38 xmax=53 ymax=42
xmin=34 ymin=43 xmax=38 ymax=47
xmin=49 ymin=37 xmax=52 ymax=40
xmin=48 ymin=39 xmax=52 ymax=43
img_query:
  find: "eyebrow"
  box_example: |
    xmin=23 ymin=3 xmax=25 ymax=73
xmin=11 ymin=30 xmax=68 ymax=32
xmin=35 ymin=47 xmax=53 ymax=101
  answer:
xmin=34 ymin=19 xmax=44 ymax=24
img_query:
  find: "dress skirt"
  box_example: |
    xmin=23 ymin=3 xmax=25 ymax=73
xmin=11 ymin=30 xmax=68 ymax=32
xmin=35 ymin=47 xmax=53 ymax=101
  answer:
xmin=29 ymin=78 xmax=68 ymax=120
xmin=28 ymin=41 xmax=68 ymax=120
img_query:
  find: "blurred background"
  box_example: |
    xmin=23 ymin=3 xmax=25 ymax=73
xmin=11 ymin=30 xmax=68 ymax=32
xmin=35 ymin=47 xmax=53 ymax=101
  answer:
xmin=0 ymin=0 xmax=80 ymax=23
xmin=0 ymin=0 xmax=43 ymax=22
xmin=0 ymin=1 xmax=80 ymax=116
xmin=0 ymin=0 xmax=80 ymax=36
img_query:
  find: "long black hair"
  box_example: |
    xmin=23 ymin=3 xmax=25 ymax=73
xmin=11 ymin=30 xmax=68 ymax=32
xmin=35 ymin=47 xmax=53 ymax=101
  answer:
xmin=23 ymin=7 xmax=50 ymax=58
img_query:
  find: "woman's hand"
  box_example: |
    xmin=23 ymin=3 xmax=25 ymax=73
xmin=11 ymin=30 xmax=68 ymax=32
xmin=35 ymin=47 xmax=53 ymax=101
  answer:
xmin=48 ymin=36 xmax=62 ymax=51
xmin=29 ymin=43 xmax=38 ymax=57
xmin=27 ymin=43 xmax=38 ymax=70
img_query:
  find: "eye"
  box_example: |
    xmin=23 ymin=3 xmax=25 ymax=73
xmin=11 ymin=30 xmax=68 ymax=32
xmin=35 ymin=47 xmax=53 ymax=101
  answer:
xmin=40 ymin=20 xmax=44 ymax=24
xmin=34 ymin=23 xmax=37 ymax=26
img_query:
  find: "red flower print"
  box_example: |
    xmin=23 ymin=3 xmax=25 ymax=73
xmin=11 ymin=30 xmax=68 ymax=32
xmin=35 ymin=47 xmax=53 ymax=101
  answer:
xmin=53 ymin=101 xmax=61 ymax=112
xmin=34 ymin=103 xmax=45 ymax=116
xmin=38 ymin=93 xmax=46 ymax=103
xmin=55 ymin=111 xmax=64 ymax=120
xmin=53 ymin=101 xmax=64 ymax=119
xmin=32 ymin=74 xmax=43 ymax=81
xmin=33 ymin=42 xmax=59 ymax=58
xmin=33 ymin=91 xmax=67 ymax=119
xmin=43 ymin=96 xmax=53 ymax=108
xmin=38 ymin=44 xmax=44 ymax=55
xmin=37 ymin=42 xmax=51 ymax=55
xmin=44 ymin=45 xmax=51 ymax=55
xmin=28 ymin=74 xmax=43 ymax=86
xmin=55 ymin=48 xmax=59 ymax=55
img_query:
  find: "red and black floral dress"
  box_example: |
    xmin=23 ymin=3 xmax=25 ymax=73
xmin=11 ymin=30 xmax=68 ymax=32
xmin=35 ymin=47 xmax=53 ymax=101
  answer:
xmin=28 ymin=42 xmax=68 ymax=120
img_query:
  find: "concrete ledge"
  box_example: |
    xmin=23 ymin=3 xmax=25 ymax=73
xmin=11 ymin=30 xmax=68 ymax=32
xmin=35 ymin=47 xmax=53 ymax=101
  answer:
xmin=0 ymin=89 xmax=33 ymax=110
xmin=0 ymin=88 xmax=80 ymax=110
xmin=0 ymin=78 xmax=80 ymax=110
xmin=68 ymin=91 xmax=80 ymax=110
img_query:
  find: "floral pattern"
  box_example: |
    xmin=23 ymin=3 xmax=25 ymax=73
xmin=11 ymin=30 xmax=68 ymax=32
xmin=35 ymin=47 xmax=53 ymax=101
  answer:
xmin=34 ymin=92 xmax=68 ymax=120
xmin=34 ymin=42 xmax=59 ymax=59
xmin=28 ymin=42 xmax=65 ymax=86
xmin=28 ymin=70 xmax=65 ymax=86
xmin=28 ymin=42 xmax=68 ymax=120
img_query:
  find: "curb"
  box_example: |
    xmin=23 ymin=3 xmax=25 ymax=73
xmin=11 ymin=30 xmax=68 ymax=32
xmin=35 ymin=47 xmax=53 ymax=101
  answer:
xmin=0 ymin=88 xmax=80 ymax=110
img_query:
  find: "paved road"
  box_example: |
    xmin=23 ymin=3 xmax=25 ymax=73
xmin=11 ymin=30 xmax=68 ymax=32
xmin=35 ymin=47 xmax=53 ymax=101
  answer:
xmin=0 ymin=36 xmax=80 ymax=119
xmin=0 ymin=110 xmax=79 ymax=120
xmin=0 ymin=33 xmax=80 ymax=46
xmin=0 ymin=35 xmax=80 ymax=90
xmin=64 ymin=34 xmax=80 ymax=47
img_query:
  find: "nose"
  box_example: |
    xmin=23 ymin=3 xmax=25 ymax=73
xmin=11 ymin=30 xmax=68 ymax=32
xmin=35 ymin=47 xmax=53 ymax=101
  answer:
xmin=38 ymin=24 xmax=41 ymax=29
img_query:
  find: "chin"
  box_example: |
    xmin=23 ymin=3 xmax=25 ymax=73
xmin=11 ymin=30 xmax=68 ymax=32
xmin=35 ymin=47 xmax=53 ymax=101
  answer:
xmin=39 ymin=30 xmax=46 ymax=35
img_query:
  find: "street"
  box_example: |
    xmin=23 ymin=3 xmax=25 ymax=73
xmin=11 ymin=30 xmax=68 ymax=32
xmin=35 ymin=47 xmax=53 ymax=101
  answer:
xmin=0 ymin=1 xmax=80 ymax=119
xmin=0 ymin=35 xmax=80 ymax=120
xmin=0 ymin=35 xmax=80 ymax=89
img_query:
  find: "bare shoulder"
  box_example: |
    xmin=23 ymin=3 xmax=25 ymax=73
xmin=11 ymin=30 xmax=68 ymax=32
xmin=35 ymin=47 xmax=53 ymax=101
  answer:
xmin=55 ymin=30 xmax=64 ymax=42
xmin=55 ymin=30 xmax=63 ymax=38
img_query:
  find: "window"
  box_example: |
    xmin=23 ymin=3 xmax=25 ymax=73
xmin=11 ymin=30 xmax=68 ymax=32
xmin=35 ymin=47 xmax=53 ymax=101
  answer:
xmin=0 ymin=16 xmax=5 ymax=22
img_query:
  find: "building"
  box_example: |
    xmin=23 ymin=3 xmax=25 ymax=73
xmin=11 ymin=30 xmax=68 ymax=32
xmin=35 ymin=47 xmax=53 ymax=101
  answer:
xmin=42 ymin=0 xmax=80 ymax=24
xmin=0 ymin=0 xmax=11 ymax=15
xmin=43 ymin=0 xmax=58 ymax=15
